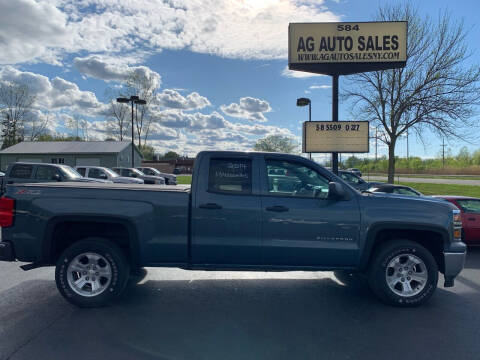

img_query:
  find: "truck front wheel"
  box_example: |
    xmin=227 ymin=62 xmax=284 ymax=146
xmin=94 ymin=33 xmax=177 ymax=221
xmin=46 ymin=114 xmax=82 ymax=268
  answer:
xmin=368 ymin=240 xmax=438 ymax=307
xmin=55 ymin=238 xmax=130 ymax=308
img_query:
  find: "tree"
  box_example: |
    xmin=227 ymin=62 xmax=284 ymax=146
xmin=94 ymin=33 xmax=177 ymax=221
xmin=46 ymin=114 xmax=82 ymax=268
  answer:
xmin=123 ymin=71 xmax=159 ymax=148
xmin=104 ymin=87 xmax=130 ymax=141
xmin=253 ymin=135 xmax=297 ymax=153
xmin=163 ymin=151 xmax=180 ymax=160
xmin=0 ymin=82 xmax=36 ymax=148
xmin=344 ymin=3 xmax=480 ymax=183
xmin=139 ymin=144 xmax=156 ymax=160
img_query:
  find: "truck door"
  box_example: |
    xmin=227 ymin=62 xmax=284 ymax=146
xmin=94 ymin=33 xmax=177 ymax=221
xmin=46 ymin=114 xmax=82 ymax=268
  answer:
xmin=191 ymin=154 xmax=262 ymax=265
xmin=260 ymin=157 xmax=360 ymax=267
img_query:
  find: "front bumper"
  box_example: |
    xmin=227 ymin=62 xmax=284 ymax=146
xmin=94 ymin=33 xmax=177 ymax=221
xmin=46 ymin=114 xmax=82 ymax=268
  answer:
xmin=0 ymin=241 xmax=15 ymax=261
xmin=443 ymin=251 xmax=467 ymax=287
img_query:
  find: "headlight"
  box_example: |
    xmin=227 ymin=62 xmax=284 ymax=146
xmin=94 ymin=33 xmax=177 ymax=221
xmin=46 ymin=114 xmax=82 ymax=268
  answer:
xmin=452 ymin=209 xmax=462 ymax=241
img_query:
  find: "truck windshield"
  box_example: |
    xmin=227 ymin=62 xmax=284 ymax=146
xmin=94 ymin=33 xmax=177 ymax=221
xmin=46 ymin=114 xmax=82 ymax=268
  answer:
xmin=59 ymin=166 xmax=83 ymax=179
xmin=103 ymin=168 xmax=120 ymax=178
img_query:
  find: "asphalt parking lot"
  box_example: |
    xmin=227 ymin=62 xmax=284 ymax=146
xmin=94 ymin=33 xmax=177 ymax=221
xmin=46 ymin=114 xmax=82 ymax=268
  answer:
xmin=1 ymin=249 xmax=479 ymax=360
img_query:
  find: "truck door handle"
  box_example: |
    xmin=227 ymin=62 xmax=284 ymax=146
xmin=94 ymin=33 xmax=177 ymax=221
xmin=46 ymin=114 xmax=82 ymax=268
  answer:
xmin=266 ymin=205 xmax=289 ymax=212
xmin=199 ymin=203 xmax=222 ymax=210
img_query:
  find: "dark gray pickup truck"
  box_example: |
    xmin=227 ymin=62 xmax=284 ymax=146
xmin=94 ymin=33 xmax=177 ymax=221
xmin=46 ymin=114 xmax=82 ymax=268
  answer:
xmin=0 ymin=151 xmax=466 ymax=308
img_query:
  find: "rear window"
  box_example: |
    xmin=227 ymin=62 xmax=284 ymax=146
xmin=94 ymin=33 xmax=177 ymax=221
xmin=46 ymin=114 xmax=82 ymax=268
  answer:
xmin=10 ymin=164 xmax=33 ymax=179
xmin=208 ymin=158 xmax=252 ymax=194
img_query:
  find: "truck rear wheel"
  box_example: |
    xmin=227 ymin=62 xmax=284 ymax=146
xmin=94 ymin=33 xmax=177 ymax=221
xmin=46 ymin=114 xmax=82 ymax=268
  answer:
xmin=55 ymin=238 xmax=130 ymax=308
xmin=368 ymin=239 xmax=438 ymax=307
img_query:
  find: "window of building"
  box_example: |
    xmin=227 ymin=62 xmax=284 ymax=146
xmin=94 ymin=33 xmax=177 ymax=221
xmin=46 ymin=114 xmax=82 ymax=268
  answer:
xmin=208 ymin=158 xmax=252 ymax=194
xmin=51 ymin=158 xmax=65 ymax=164
xmin=10 ymin=164 xmax=33 ymax=179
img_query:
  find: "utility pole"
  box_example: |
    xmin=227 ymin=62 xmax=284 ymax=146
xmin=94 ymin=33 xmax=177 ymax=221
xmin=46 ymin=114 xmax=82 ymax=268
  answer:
xmin=375 ymin=127 xmax=378 ymax=162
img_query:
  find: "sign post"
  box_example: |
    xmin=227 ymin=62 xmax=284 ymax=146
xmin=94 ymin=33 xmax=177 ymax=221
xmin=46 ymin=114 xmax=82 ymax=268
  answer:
xmin=289 ymin=21 xmax=407 ymax=174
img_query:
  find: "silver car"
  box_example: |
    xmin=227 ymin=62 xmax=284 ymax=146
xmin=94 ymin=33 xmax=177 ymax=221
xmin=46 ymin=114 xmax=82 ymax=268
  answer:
xmin=137 ymin=167 xmax=177 ymax=185
xmin=112 ymin=167 xmax=165 ymax=185
xmin=76 ymin=166 xmax=144 ymax=184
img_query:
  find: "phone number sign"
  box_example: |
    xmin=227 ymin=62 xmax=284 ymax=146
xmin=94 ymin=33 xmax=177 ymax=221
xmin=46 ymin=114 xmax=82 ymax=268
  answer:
xmin=302 ymin=121 xmax=369 ymax=153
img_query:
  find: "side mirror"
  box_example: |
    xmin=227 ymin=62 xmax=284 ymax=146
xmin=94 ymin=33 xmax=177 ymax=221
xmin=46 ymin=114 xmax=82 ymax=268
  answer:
xmin=99 ymin=173 xmax=108 ymax=179
xmin=328 ymin=181 xmax=348 ymax=200
xmin=53 ymin=174 xmax=61 ymax=182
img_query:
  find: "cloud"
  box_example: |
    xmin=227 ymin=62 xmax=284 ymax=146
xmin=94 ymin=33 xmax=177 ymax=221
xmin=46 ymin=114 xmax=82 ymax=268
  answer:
xmin=0 ymin=1 xmax=339 ymax=65
xmin=0 ymin=66 xmax=107 ymax=115
xmin=309 ymin=85 xmax=331 ymax=90
xmin=74 ymin=55 xmax=161 ymax=88
xmin=156 ymin=89 xmax=211 ymax=110
xmin=221 ymin=97 xmax=272 ymax=122
xmin=281 ymin=66 xmax=325 ymax=79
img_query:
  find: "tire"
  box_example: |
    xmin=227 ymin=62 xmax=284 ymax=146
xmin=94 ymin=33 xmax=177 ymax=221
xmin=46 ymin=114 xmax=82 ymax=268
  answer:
xmin=55 ymin=237 xmax=130 ymax=308
xmin=367 ymin=239 xmax=438 ymax=307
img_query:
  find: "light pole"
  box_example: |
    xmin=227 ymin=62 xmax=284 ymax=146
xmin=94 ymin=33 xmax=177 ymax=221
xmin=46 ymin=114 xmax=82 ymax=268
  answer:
xmin=296 ymin=97 xmax=311 ymax=160
xmin=117 ymin=95 xmax=146 ymax=167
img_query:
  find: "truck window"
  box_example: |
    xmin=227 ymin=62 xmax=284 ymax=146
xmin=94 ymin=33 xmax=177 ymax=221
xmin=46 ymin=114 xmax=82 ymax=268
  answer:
xmin=76 ymin=168 xmax=86 ymax=176
xmin=88 ymin=168 xmax=104 ymax=179
xmin=265 ymin=159 xmax=329 ymax=198
xmin=208 ymin=158 xmax=252 ymax=194
xmin=35 ymin=166 xmax=60 ymax=180
xmin=10 ymin=164 xmax=33 ymax=179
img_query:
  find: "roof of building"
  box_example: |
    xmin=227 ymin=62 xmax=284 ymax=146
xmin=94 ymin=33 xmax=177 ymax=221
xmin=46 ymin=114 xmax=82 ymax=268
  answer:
xmin=0 ymin=141 xmax=136 ymax=155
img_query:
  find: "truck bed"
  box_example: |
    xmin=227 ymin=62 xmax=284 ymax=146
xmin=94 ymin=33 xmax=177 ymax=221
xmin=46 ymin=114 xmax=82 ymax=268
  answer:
xmin=4 ymin=182 xmax=192 ymax=265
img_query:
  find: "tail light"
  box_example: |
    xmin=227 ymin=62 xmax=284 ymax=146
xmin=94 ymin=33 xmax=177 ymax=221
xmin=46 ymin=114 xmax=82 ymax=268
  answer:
xmin=0 ymin=197 xmax=15 ymax=227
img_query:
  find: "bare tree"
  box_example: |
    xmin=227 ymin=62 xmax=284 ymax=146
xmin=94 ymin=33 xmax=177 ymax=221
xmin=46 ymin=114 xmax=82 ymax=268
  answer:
xmin=122 ymin=71 xmax=159 ymax=148
xmin=24 ymin=111 xmax=49 ymax=141
xmin=0 ymin=82 xmax=36 ymax=148
xmin=344 ymin=3 xmax=480 ymax=182
xmin=108 ymin=100 xmax=130 ymax=140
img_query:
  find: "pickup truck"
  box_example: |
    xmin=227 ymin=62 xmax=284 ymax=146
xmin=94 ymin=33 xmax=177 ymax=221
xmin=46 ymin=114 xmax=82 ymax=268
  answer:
xmin=0 ymin=151 xmax=466 ymax=308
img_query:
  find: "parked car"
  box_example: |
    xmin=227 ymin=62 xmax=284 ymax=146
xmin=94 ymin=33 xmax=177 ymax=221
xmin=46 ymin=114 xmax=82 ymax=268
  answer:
xmin=76 ymin=166 xmax=144 ymax=184
xmin=173 ymin=167 xmax=181 ymax=175
xmin=112 ymin=167 xmax=165 ymax=184
xmin=367 ymin=184 xmax=423 ymax=197
xmin=337 ymin=170 xmax=375 ymax=191
xmin=0 ymin=151 xmax=466 ymax=308
xmin=433 ymin=196 xmax=480 ymax=246
xmin=2 ymin=163 xmax=111 ymax=189
xmin=137 ymin=167 xmax=177 ymax=185
xmin=348 ymin=168 xmax=362 ymax=177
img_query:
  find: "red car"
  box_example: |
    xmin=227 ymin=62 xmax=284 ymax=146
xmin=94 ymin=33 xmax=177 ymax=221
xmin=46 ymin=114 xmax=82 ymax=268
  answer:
xmin=434 ymin=196 xmax=480 ymax=246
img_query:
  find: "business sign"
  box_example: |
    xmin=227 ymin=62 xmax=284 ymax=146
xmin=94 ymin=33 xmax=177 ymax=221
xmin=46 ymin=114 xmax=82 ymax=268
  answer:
xmin=289 ymin=22 xmax=407 ymax=75
xmin=302 ymin=121 xmax=369 ymax=153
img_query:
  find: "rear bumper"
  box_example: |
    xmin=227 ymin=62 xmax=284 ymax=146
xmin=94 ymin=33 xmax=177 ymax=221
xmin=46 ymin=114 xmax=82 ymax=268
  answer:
xmin=0 ymin=241 xmax=15 ymax=261
xmin=443 ymin=251 xmax=466 ymax=287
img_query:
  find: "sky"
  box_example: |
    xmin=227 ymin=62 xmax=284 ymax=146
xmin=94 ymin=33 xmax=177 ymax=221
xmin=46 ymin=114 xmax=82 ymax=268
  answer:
xmin=0 ymin=0 xmax=479 ymax=162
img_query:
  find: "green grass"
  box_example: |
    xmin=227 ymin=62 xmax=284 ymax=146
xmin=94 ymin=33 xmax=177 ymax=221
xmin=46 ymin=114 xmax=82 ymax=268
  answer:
xmin=399 ymin=182 xmax=480 ymax=198
xmin=177 ymin=175 xmax=192 ymax=184
xmin=369 ymin=174 xmax=480 ymax=180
